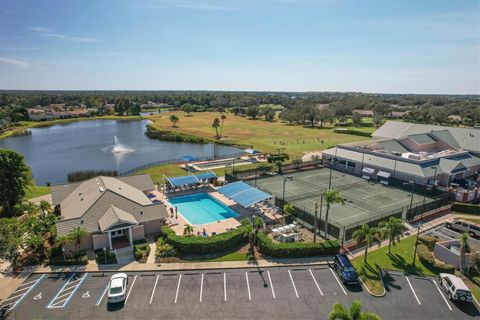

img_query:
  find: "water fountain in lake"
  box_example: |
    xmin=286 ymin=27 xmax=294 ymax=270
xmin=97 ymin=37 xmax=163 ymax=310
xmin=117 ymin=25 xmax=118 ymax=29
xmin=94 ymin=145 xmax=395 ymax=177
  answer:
xmin=111 ymin=136 xmax=134 ymax=154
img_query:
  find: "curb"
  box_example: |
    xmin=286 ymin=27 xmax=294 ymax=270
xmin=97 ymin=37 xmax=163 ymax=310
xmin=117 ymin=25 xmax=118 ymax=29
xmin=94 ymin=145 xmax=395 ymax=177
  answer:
xmin=359 ymin=267 xmax=386 ymax=298
xmin=31 ymin=260 xmax=331 ymax=274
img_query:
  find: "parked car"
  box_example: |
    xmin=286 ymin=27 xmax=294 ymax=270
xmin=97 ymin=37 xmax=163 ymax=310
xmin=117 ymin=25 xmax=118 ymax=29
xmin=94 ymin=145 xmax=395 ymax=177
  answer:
xmin=333 ymin=254 xmax=359 ymax=285
xmin=439 ymin=273 xmax=473 ymax=303
xmin=445 ymin=219 xmax=480 ymax=237
xmin=108 ymin=273 xmax=128 ymax=303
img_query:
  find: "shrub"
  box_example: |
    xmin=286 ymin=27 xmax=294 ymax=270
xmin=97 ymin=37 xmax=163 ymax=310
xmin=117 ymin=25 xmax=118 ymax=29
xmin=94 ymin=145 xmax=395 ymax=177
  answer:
xmin=333 ymin=128 xmax=371 ymax=137
xmin=95 ymin=249 xmax=117 ymax=264
xmin=145 ymin=125 xmax=206 ymax=144
xmin=67 ymin=170 xmax=117 ymax=182
xmin=48 ymin=253 xmax=89 ymax=266
xmin=452 ymin=202 xmax=480 ymax=215
xmin=267 ymin=153 xmax=289 ymax=163
xmin=133 ymin=243 xmax=151 ymax=262
xmin=160 ymin=225 xmax=247 ymax=254
xmin=418 ymin=236 xmax=438 ymax=251
xmin=256 ymin=232 xmax=340 ymax=258
xmin=417 ymin=244 xmax=455 ymax=274
xmin=156 ymin=242 xmax=177 ymax=257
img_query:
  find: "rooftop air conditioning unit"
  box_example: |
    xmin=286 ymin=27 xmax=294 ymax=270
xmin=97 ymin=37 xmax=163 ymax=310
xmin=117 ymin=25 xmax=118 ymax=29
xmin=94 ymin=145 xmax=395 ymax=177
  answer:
xmin=408 ymin=154 xmax=421 ymax=160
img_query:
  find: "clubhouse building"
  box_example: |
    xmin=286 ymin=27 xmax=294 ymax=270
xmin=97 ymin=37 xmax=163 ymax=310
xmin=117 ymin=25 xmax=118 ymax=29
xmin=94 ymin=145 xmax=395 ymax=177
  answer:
xmin=52 ymin=174 xmax=168 ymax=252
xmin=322 ymin=122 xmax=480 ymax=190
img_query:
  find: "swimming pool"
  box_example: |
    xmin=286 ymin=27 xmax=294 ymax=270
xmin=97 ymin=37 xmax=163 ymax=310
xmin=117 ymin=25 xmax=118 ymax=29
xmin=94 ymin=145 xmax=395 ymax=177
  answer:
xmin=168 ymin=193 xmax=239 ymax=225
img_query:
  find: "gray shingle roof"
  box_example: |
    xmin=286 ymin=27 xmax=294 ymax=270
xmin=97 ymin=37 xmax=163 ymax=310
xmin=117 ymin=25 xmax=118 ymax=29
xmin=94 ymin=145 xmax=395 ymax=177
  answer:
xmin=372 ymin=121 xmax=480 ymax=153
xmin=51 ymin=173 xmax=154 ymax=205
xmin=406 ymin=133 xmax=436 ymax=145
xmin=377 ymin=140 xmax=409 ymax=154
xmin=98 ymin=205 xmax=138 ymax=232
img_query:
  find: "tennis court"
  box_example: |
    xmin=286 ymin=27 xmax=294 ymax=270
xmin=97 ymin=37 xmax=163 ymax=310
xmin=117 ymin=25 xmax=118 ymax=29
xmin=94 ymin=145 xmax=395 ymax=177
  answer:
xmin=251 ymin=168 xmax=434 ymax=237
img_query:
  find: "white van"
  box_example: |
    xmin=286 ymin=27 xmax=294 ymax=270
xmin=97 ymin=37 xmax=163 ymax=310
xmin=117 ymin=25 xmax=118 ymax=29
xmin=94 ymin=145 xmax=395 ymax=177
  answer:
xmin=439 ymin=273 xmax=473 ymax=303
xmin=445 ymin=219 xmax=480 ymax=238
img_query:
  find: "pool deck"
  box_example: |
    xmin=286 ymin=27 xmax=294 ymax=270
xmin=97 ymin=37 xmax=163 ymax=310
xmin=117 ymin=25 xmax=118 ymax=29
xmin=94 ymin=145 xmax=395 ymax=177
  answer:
xmin=154 ymin=184 xmax=280 ymax=236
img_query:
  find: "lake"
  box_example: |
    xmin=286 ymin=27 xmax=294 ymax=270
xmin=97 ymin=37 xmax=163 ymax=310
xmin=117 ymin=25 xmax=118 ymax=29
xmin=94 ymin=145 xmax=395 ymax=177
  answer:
xmin=0 ymin=120 xmax=242 ymax=185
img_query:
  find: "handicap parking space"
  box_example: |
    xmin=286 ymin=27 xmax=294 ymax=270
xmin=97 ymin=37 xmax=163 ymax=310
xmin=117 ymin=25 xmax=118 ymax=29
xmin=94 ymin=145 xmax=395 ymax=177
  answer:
xmin=0 ymin=273 xmax=45 ymax=313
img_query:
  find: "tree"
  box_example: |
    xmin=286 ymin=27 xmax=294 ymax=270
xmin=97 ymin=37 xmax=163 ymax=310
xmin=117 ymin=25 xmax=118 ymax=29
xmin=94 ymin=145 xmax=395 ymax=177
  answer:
xmin=275 ymin=160 xmax=283 ymax=174
xmin=169 ymin=114 xmax=179 ymax=127
xmin=283 ymin=203 xmax=295 ymax=225
xmin=0 ymin=149 xmax=32 ymax=217
xmin=220 ymin=114 xmax=227 ymax=137
xmin=372 ymin=114 xmax=383 ymax=128
xmin=240 ymin=219 xmax=255 ymax=258
xmin=212 ymin=117 xmax=221 ymax=138
xmin=322 ymin=189 xmax=345 ymax=237
xmin=246 ymin=106 xmax=259 ymax=119
xmin=328 ymin=300 xmax=381 ymax=320
xmin=181 ymin=103 xmax=193 ymax=116
xmin=39 ymin=200 xmax=52 ymax=219
xmin=183 ymin=224 xmax=194 ymax=237
xmin=68 ymin=227 xmax=88 ymax=255
xmin=352 ymin=112 xmax=363 ymax=127
xmin=0 ymin=218 xmax=24 ymax=269
xmin=378 ymin=217 xmax=405 ymax=254
xmin=459 ymin=232 xmax=470 ymax=274
xmin=24 ymin=234 xmax=45 ymax=257
xmin=353 ymin=224 xmax=381 ymax=263
xmin=55 ymin=234 xmax=70 ymax=249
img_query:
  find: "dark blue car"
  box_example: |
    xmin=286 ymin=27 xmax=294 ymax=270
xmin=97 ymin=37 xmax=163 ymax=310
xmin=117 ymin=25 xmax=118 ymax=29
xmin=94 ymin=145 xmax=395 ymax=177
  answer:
xmin=333 ymin=254 xmax=359 ymax=285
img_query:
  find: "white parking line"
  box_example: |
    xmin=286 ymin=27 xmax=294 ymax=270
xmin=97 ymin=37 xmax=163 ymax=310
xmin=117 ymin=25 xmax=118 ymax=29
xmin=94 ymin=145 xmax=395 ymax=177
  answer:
xmin=432 ymin=280 xmax=452 ymax=311
xmin=2 ymin=274 xmax=46 ymax=311
xmin=405 ymin=276 xmax=421 ymax=305
xmin=223 ymin=273 xmax=227 ymax=302
xmin=200 ymin=274 xmax=204 ymax=302
xmin=124 ymin=275 xmax=137 ymax=305
xmin=46 ymin=273 xmax=76 ymax=309
xmin=150 ymin=275 xmax=159 ymax=305
xmin=288 ymin=270 xmax=299 ymax=298
xmin=96 ymin=283 xmax=110 ymax=306
xmin=329 ymin=268 xmax=347 ymax=296
xmin=267 ymin=271 xmax=276 ymax=299
xmin=245 ymin=272 xmax=251 ymax=301
xmin=309 ymin=269 xmax=323 ymax=296
xmin=174 ymin=274 xmax=182 ymax=304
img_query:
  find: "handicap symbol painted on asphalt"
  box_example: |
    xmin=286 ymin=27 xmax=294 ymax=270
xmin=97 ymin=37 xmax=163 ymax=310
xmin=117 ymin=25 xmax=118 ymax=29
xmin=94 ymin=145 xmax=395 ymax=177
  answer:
xmin=82 ymin=291 xmax=90 ymax=299
xmin=34 ymin=293 xmax=42 ymax=300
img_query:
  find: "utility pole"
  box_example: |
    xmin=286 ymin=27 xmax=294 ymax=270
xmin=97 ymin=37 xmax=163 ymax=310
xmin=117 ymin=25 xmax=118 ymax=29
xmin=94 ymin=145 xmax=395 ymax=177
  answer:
xmin=314 ymin=201 xmax=318 ymax=243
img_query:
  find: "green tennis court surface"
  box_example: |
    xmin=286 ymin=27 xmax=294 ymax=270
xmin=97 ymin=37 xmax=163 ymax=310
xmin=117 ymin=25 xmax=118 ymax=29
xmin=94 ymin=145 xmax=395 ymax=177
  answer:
xmin=252 ymin=168 xmax=433 ymax=229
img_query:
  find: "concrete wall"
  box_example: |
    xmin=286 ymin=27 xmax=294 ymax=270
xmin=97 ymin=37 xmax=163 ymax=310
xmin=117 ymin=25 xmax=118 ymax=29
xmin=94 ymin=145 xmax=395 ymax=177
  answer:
xmin=434 ymin=240 xmax=460 ymax=268
xmin=143 ymin=219 xmax=164 ymax=236
xmin=92 ymin=233 xmax=109 ymax=251
xmin=132 ymin=225 xmax=145 ymax=242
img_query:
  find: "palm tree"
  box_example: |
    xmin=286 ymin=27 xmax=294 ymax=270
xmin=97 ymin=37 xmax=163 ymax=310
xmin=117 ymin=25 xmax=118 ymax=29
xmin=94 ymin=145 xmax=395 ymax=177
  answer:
xmin=183 ymin=224 xmax=194 ymax=236
xmin=329 ymin=300 xmax=381 ymax=320
xmin=39 ymin=200 xmax=52 ymax=219
xmin=220 ymin=114 xmax=227 ymax=137
xmin=169 ymin=114 xmax=179 ymax=127
xmin=55 ymin=234 xmax=70 ymax=249
xmin=275 ymin=160 xmax=283 ymax=174
xmin=68 ymin=227 xmax=88 ymax=255
xmin=240 ymin=219 xmax=255 ymax=257
xmin=283 ymin=203 xmax=295 ymax=225
xmin=322 ymin=189 xmax=345 ymax=237
xmin=353 ymin=224 xmax=382 ymax=264
xmin=212 ymin=117 xmax=221 ymax=138
xmin=378 ymin=217 xmax=405 ymax=254
xmin=25 ymin=234 xmax=45 ymax=257
xmin=459 ymin=232 xmax=470 ymax=274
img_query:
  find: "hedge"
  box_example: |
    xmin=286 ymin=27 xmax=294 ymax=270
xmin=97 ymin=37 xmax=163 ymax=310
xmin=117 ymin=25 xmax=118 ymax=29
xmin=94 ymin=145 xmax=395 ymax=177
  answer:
xmin=133 ymin=243 xmax=151 ymax=262
xmin=48 ymin=254 xmax=89 ymax=266
xmin=333 ymin=128 xmax=371 ymax=137
xmin=452 ymin=202 xmax=480 ymax=215
xmin=256 ymin=232 xmax=340 ymax=258
xmin=418 ymin=235 xmax=438 ymax=251
xmin=145 ymin=125 xmax=206 ymax=144
xmin=95 ymin=249 xmax=117 ymax=264
xmin=160 ymin=225 xmax=247 ymax=254
xmin=417 ymin=244 xmax=455 ymax=274
xmin=267 ymin=153 xmax=289 ymax=163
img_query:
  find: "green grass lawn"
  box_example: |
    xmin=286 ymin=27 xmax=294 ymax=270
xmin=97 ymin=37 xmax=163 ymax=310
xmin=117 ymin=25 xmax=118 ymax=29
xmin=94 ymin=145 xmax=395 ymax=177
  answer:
xmin=180 ymin=250 xmax=249 ymax=262
xmin=149 ymin=111 xmax=377 ymax=157
xmin=352 ymin=235 xmax=480 ymax=299
xmin=25 ymin=184 xmax=51 ymax=199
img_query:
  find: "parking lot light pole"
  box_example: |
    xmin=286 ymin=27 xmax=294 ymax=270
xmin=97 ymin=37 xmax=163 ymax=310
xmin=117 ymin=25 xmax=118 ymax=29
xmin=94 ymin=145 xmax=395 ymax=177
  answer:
xmin=314 ymin=201 xmax=318 ymax=243
xmin=412 ymin=221 xmax=422 ymax=266
xmin=403 ymin=181 xmax=415 ymax=212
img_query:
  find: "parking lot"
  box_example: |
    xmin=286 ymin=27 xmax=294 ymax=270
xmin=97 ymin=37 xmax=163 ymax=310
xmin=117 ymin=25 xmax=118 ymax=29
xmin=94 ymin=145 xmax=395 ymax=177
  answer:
xmin=424 ymin=224 xmax=480 ymax=249
xmin=1 ymin=265 xmax=478 ymax=320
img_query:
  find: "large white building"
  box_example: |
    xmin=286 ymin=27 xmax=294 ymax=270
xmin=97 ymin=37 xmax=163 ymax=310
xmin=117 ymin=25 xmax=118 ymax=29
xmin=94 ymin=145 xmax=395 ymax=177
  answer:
xmin=322 ymin=121 xmax=480 ymax=188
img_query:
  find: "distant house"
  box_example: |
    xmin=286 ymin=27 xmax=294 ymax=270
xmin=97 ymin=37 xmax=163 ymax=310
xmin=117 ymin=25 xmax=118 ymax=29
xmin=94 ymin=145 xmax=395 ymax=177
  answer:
xmin=448 ymin=115 xmax=462 ymax=122
xmin=353 ymin=109 xmax=374 ymax=117
xmin=52 ymin=174 xmax=168 ymax=251
xmin=388 ymin=111 xmax=407 ymax=119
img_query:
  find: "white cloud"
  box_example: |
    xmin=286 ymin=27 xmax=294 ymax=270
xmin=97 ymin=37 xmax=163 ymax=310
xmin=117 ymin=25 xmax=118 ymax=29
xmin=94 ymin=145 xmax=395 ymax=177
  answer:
xmin=0 ymin=57 xmax=29 ymax=68
xmin=31 ymin=26 xmax=101 ymax=43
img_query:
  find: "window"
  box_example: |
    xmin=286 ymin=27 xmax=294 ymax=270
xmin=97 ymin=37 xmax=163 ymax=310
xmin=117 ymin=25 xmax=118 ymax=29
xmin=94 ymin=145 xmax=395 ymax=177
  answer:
xmin=445 ymin=278 xmax=453 ymax=287
xmin=470 ymin=225 xmax=480 ymax=232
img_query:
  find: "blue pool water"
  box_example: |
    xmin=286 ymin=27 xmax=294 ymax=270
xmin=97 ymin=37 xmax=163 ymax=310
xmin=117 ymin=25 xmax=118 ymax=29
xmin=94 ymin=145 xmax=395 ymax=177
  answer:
xmin=168 ymin=193 xmax=239 ymax=225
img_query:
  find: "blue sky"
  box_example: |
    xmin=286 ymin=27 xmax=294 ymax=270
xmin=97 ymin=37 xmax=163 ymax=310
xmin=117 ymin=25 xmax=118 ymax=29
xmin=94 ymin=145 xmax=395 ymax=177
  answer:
xmin=0 ymin=0 xmax=478 ymax=94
